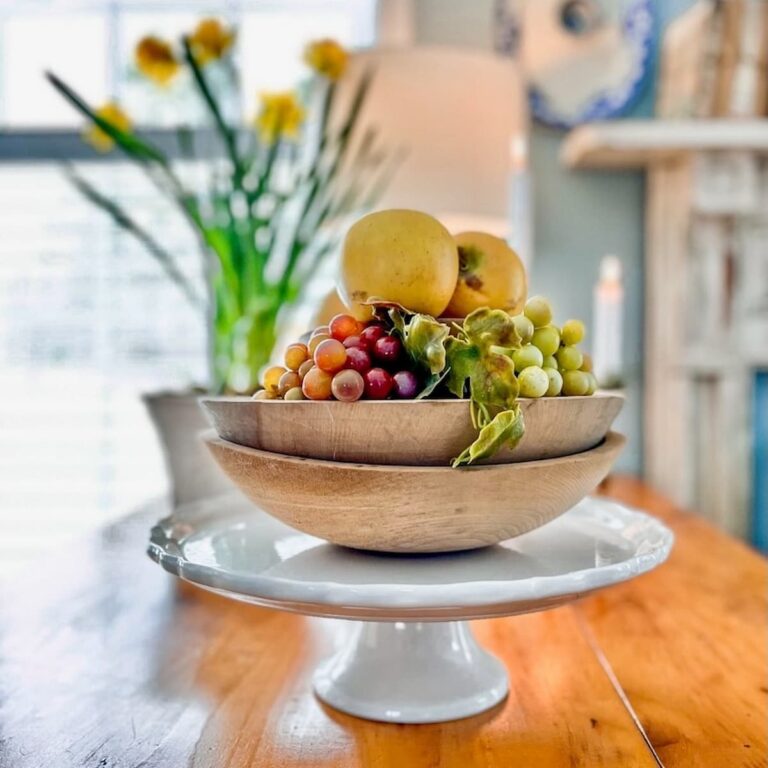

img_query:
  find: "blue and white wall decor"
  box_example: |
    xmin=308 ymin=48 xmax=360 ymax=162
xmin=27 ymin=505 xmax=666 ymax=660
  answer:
xmin=496 ymin=0 xmax=657 ymax=128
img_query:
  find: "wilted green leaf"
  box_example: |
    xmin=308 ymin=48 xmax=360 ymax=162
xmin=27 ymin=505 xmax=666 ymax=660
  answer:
xmin=461 ymin=307 xmax=522 ymax=354
xmin=404 ymin=314 xmax=449 ymax=375
xmin=452 ymin=406 xmax=525 ymax=467
xmin=416 ymin=369 xmax=449 ymax=400
xmin=383 ymin=307 xmax=449 ymax=376
xmin=386 ymin=306 xmax=407 ymax=337
xmin=445 ymin=335 xmax=518 ymax=413
xmin=444 ymin=336 xmax=478 ymax=399
xmin=445 ymin=307 xmax=526 ymax=464
xmin=469 ymin=348 xmax=518 ymax=411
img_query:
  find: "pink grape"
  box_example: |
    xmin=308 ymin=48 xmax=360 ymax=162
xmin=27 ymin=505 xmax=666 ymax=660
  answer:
xmin=329 ymin=314 xmax=363 ymax=342
xmin=373 ymin=335 xmax=402 ymax=365
xmin=364 ymin=368 xmax=394 ymax=399
xmin=314 ymin=338 xmax=347 ymax=373
xmin=343 ymin=335 xmax=363 ymax=349
xmin=302 ymin=367 xmax=333 ymax=400
xmin=331 ymin=369 xmax=365 ymax=402
xmin=345 ymin=346 xmax=372 ymax=374
xmin=360 ymin=324 xmax=386 ymax=350
xmin=392 ymin=371 xmax=419 ymax=399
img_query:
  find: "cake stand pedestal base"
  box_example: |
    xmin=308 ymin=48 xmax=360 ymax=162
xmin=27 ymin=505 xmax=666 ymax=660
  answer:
xmin=313 ymin=621 xmax=508 ymax=723
xmin=149 ymin=495 xmax=674 ymax=724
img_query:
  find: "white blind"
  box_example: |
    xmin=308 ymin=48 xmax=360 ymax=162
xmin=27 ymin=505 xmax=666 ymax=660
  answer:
xmin=0 ymin=163 xmax=206 ymax=574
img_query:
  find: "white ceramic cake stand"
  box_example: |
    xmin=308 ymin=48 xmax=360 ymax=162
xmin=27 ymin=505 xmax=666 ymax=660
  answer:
xmin=148 ymin=495 xmax=673 ymax=724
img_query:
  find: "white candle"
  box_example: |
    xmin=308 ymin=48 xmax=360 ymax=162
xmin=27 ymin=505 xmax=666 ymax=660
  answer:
xmin=593 ymin=255 xmax=624 ymax=387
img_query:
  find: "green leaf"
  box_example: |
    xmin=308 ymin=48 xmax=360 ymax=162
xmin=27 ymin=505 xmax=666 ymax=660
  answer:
xmin=47 ymin=70 xmax=203 ymax=245
xmin=183 ymin=44 xmax=265 ymax=307
xmin=452 ymin=406 xmax=525 ymax=467
xmin=46 ymin=72 xmax=168 ymax=166
xmin=461 ymin=307 xmax=522 ymax=353
xmin=276 ymin=67 xmax=376 ymax=306
xmin=468 ymin=347 xmax=518 ymax=413
xmin=341 ymin=67 xmax=374 ymax=140
xmin=200 ymin=226 xmax=241 ymax=321
xmin=397 ymin=313 xmax=449 ymax=375
xmin=444 ymin=336 xmax=479 ymax=399
xmin=416 ymin=369 xmax=449 ymax=400
xmin=308 ymin=79 xmax=337 ymax=171
xmin=445 ymin=308 xmax=522 ymax=418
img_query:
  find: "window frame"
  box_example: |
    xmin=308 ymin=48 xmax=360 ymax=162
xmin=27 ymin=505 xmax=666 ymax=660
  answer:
xmin=0 ymin=0 xmax=378 ymax=146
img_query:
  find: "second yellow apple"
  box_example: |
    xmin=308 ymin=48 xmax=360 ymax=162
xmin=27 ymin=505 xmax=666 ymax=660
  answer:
xmin=444 ymin=231 xmax=527 ymax=318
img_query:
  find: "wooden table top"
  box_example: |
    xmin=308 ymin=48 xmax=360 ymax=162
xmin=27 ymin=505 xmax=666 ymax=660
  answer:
xmin=1 ymin=476 xmax=765 ymax=768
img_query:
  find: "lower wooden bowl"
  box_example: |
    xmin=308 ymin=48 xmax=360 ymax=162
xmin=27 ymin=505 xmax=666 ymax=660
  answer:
xmin=204 ymin=431 xmax=626 ymax=553
xmin=202 ymin=393 xmax=623 ymax=466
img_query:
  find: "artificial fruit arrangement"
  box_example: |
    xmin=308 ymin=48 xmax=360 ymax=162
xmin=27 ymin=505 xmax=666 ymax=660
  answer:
xmin=260 ymin=209 xmax=596 ymax=467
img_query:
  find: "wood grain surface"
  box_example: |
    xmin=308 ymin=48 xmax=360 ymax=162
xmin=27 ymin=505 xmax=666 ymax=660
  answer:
xmin=202 ymin=393 xmax=624 ymax=466
xmin=578 ymin=478 xmax=768 ymax=768
xmin=0 ymin=477 xmax=764 ymax=767
xmin=205 ymin=431 xmax=625 ymax=552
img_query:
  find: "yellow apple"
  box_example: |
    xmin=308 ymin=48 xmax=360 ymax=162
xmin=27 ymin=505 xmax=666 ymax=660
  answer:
xmin=444 ymin=231 xmax=527 ymax=318
xmin=339 ymin=209 xmax=459 ymax=320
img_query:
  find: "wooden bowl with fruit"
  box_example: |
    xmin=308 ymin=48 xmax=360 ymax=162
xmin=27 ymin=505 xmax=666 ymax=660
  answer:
xmin=204 ymin=282 xmax=617 ymax=467
xmin=202 ymin=394 xmax=623 ymax=467
xmin=202 ymin=209 xmax=626 ymax=551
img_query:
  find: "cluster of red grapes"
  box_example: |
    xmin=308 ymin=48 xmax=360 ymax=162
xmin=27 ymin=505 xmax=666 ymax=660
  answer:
xmin=254 ymin=314 xmax=420 ymax=402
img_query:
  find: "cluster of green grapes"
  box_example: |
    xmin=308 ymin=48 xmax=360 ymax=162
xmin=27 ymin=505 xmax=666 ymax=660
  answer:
xmin=510 ymin=296 xmax=597 ymax=398
xmin=254 ymin=313 xmax=421 ymax=402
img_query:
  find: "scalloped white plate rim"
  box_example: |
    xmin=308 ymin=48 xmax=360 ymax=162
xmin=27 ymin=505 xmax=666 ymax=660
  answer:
xmin=148 ymin=494 xmax=674 ymax=615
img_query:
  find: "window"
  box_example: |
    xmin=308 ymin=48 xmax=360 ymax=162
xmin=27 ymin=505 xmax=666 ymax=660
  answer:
xmin=0 ymin=0 xmax=377 ymax=126
xmin=0 ymin=0 xmax=377 ymax=576
xmin=0 ymin=12 xmax=109 ymax=127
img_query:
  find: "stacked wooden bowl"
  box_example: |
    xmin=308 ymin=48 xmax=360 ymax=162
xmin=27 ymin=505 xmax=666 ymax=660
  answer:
xmin=201 ymin=394 xmax=625 ymax=553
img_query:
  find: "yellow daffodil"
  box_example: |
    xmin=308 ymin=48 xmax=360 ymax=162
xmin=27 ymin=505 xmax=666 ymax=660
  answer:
xmin=135 ymin=36 xmax=180 ymax=85
xmin=304 ymin=38 xmax=349 ymax=81
xmin=189 ymin=18 xmax=235 ymax=64
xmin=83 ymin=102 xmax=132 ymax=152
xmin=255 ymin=91 xmax=305 ymax=145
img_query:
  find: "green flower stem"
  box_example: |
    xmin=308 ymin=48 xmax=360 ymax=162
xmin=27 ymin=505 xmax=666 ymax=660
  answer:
xmin=65 ymin=166 xmax=204 ymax=308
xmin=46 ymin=72 xmax=194 ymax=216
xmin=182 ymin=39 xmax=266 ymax=313
xmin=46 ymin=72 xmax=166 ymax=164
xmin=182 ymin=38 xmax=246 ymax=185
